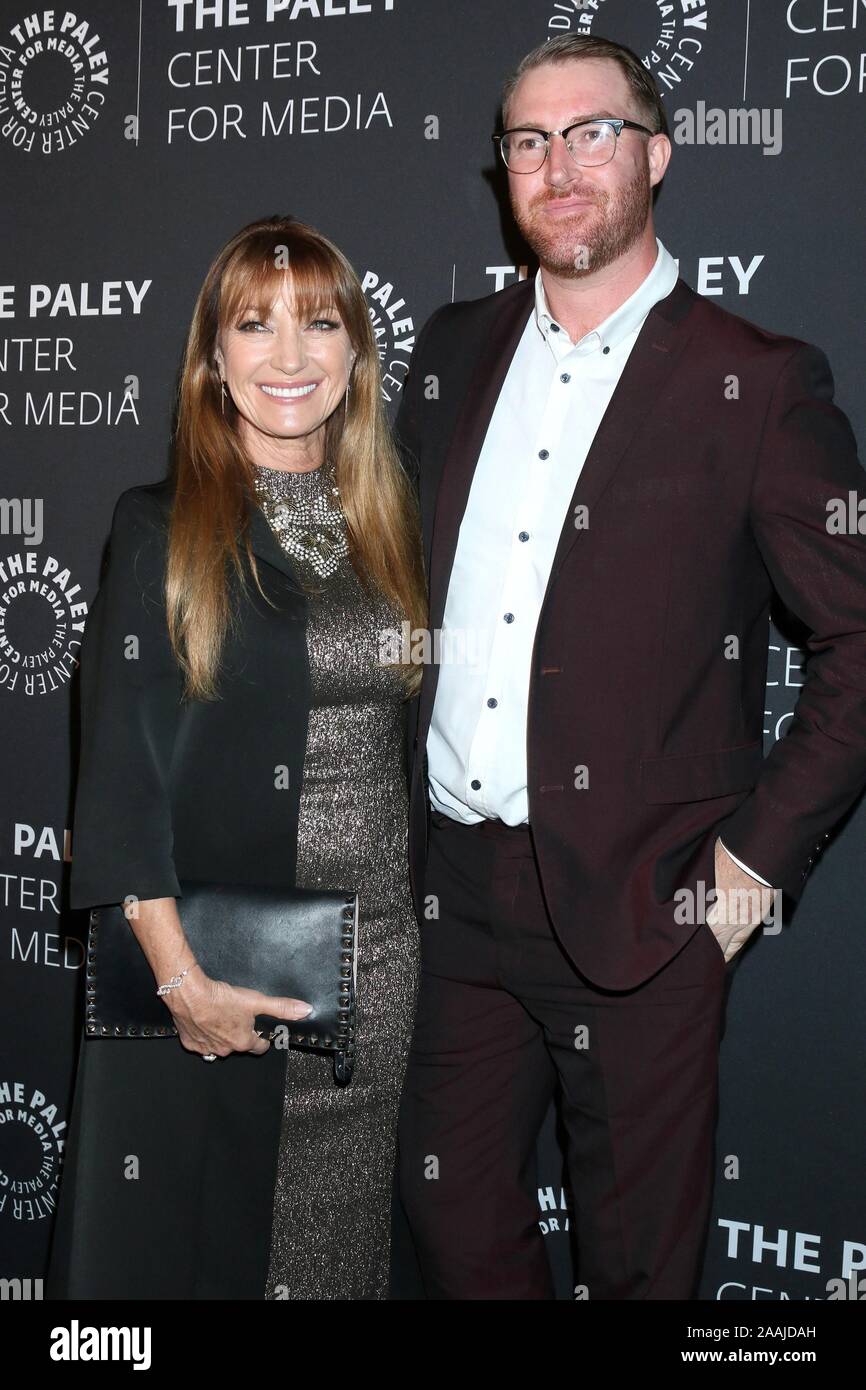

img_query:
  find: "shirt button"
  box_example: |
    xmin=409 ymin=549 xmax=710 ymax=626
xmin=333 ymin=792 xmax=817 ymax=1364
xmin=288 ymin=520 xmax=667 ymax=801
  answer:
xmin=602 ymin=345 xmax=610 ymax=354
xmin=487 ymin=698 xmax=498 ymax=708
xmin=538 ymin=449 xmax=549 ymax=460
xmin=560 ymin=373 xmax=570 ymax=383
xmin=550 ymin=323 xmax=560 ymax=333
xmin=470 ymin=778 xmax=481 ymax=790
xmin=518 ymin=531 xmax=529 ymax=542
xmin=503 ymin=612 xmax=514 ymax=623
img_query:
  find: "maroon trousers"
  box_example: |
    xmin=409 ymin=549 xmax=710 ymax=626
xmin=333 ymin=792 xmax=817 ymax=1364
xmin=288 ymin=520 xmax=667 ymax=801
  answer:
xmin=397 ymin=810 xmax=728 ymax=1300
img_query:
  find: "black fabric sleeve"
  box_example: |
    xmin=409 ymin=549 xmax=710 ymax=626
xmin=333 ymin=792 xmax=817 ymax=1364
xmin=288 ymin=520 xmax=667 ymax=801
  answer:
xmin=69 ymin=487 xmax=185 ymax=910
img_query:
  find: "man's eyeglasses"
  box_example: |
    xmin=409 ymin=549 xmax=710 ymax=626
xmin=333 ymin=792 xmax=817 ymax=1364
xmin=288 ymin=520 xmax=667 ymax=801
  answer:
xmin=492 ymin=118 xmax=655 ymax=173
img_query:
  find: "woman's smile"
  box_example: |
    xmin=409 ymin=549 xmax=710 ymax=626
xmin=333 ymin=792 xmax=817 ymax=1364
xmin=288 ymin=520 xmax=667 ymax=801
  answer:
xmin=258 ymin=381 xmax=320 ymax=400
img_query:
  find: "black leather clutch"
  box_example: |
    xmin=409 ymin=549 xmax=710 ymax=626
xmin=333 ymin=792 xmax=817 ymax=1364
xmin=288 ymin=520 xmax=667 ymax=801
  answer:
xmin=85 ymin=880 xmax=358 ymax=1085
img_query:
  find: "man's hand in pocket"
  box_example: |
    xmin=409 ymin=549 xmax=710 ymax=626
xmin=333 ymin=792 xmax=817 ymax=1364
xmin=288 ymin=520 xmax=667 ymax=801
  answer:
xmin=706 ymin=837 xmax=779 ymax=963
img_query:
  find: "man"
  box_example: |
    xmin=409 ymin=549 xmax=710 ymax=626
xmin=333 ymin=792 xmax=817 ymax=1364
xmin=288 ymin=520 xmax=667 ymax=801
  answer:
xmin=393 ymin=34 xmax=866 ymax=1299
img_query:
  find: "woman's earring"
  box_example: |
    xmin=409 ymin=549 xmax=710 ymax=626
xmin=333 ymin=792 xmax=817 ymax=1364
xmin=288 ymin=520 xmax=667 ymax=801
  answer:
xmin=221 ymin=379 xmax=227 ymax=416
xmin=343 ymin=376 xmax=351 ymax=420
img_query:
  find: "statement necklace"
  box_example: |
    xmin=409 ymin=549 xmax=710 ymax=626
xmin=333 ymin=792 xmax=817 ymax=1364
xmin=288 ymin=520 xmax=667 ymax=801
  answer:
xmin=252 ymin=460 xmax=349 ymax=579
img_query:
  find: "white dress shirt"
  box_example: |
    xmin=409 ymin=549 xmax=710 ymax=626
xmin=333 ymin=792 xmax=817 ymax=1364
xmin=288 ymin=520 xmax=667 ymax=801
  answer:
xmin=426 ymin=235 xmax=771 ymax=888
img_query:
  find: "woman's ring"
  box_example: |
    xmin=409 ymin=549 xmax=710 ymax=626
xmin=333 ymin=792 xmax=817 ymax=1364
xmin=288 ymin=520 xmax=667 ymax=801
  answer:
xmin=202 ymin=1053 xmax=217 ymax=1062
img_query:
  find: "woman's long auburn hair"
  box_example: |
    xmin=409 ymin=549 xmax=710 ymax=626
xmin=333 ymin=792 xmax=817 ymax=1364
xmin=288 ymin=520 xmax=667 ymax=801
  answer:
xmin=165 ymin=215 xmax=427 ymax=701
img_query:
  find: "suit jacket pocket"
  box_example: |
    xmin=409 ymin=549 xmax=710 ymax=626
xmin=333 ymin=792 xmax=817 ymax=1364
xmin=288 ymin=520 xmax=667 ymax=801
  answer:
xmin=640 ymin=740 xmax=764 ymax=803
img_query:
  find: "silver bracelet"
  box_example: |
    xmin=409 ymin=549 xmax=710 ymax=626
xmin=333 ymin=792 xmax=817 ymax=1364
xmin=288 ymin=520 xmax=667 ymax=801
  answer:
xmin=156 ymin=961 xmax=199 ymax=997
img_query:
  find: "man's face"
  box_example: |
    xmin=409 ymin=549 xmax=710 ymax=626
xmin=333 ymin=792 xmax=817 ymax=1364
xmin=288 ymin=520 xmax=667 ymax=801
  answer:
xmin=504 ymin=58 xmax=667 ymax=278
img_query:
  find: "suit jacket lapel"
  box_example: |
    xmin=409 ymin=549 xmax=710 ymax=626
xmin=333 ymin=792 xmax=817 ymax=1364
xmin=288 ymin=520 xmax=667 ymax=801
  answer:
xmin=420 ymin=274 xmax=697 ymax=742
xmin=544 ymin=275 xmax=696 ymax=590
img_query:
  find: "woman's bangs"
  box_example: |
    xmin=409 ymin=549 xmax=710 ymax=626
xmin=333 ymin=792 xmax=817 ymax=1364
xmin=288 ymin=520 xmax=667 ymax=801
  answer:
xmin=219 ymin=239 xmax=349 ymax=330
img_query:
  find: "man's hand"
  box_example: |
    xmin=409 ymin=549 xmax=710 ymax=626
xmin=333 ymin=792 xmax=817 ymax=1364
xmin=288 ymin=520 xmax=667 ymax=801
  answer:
xmin=706 ymin=837 xmax=778 ymax=963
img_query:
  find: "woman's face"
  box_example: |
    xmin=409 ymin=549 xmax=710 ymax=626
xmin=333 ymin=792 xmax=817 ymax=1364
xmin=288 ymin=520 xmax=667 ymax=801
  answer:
xmin=214 ymin=280 xmax=357 ymax=464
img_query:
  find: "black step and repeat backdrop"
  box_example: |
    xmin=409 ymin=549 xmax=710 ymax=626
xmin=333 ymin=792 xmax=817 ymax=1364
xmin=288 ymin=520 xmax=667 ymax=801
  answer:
xmin=1 ymin=0 xmax=864 ymax=1301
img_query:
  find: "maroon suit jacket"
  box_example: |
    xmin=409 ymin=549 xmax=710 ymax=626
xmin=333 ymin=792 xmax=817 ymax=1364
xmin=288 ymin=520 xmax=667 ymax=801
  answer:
xmin=394 ymin=274 xmax=866 ymax=988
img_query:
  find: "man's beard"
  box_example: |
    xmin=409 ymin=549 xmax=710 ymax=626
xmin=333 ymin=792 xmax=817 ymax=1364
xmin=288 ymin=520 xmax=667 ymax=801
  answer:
xmin=511 ymin=159 xmax=651 ymax=278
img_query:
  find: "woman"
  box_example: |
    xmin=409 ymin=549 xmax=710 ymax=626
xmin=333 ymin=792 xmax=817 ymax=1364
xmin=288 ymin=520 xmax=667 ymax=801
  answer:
xmin=47 ymin=215 xmax=425 ymax=1300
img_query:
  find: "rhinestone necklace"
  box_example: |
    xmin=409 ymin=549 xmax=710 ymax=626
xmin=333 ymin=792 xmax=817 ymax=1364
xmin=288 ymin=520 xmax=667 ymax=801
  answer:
xmin=252 ymin=460 xmax=349 ymax=579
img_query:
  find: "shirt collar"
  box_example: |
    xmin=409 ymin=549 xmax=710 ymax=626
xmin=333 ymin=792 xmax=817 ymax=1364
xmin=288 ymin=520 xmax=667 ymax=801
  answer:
xmin=533 ymin=237 xmax=679 ymax=354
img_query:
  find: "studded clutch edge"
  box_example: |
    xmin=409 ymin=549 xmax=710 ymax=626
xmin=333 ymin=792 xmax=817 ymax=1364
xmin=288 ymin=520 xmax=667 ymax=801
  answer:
xmin=85 ymin=881 xmax=358 ymax=1086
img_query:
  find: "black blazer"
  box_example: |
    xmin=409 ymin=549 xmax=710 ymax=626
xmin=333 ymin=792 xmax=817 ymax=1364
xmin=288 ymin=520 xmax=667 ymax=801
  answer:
xmin=395 ymin=275 xmax=866 ymax=989
xmin=69 ymin=477 xmax=328 ymax=911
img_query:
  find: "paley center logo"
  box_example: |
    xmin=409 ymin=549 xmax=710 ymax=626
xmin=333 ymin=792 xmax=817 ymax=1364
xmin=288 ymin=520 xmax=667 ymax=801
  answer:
xmin=0 ymin=541 xmax=87 ymax=697
xmin=0 ymin=9 xmax=109 ymax=155
xmin=360 ymin=269 xmax=416 ymax=409
xmin=546 ymin=0 xmax=711 ymax=96
xmin=0 ymin=1079 xmax=66 ymax=1224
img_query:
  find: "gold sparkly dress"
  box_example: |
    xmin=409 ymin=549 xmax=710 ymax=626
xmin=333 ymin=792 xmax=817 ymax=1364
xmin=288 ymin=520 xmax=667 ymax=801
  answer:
xmin=251 ymin=460 xmax=420 ymax=1301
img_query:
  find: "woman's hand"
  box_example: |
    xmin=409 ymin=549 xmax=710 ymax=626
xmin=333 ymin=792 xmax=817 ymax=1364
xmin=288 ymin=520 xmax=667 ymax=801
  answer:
xmin=164 ymin=969 xmax=312 ymax=1058
xmin=121 ymin=897 xmax=312 ymax=1059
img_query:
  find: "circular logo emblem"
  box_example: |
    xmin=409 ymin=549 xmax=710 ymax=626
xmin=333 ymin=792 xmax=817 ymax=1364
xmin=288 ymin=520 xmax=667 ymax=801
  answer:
xmin=0 ymin=1078 xmax=66 ymax=1224
xmin=0 ymin=547 xmax=86 ymax=697
xmin=0 ymin=9 xmax=109 ymax=155
xmin=545 ymin=0 xmax=710 ymax=102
